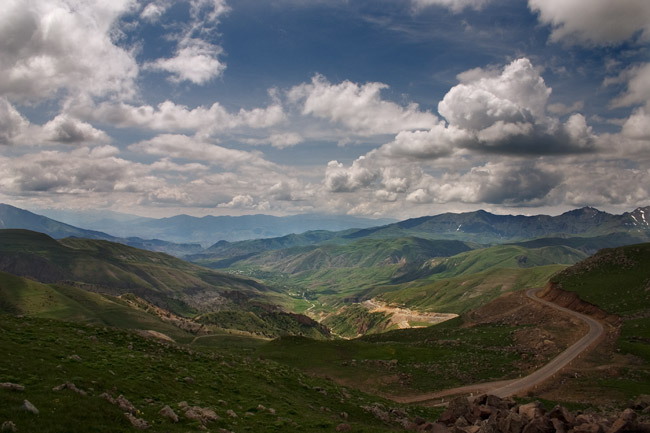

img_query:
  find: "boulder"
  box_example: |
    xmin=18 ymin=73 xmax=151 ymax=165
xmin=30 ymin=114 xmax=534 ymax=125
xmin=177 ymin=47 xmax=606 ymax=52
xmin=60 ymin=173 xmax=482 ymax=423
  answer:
xmin=498 ymin=411 xmax=525 ymax=433
xmin=573 ymin=423 xmax=604 ymax=433
xmin=429 ymin=422 xmax=452 ymax=433
xmin=521 ymin=416 xmax=553 ymax=433
xmin=363 ymin=404 xmax=390 ymax=423
xmin=52 ymin=382 xmax=87 ymax=396
xmin=116 ymin=395 xmax=137 ymax=414
xmin=607 ymin=408 xmax=637 ymax=433
xmin=124 ymin=413 xmax=149 ymax=430
xmin=439 ymin=397 xmax=473 ymax=424
xmin=0 ymin=383 xmax=24 ymax=392
xmin=336 ymin=423 xmax=351 ymax=432
xmin=631 ymin=395 xmax=650 ymax=411
xmin=0 ymin=421 xmax=17 ymax=432
xmin=548 ymin=405 xmax=575 ymax=426
xmin=159 ymin=405 xmax=179 ymax=423
xmin=551 ymin=418 xmax=567 ymax=433
xmin=457 ymin=426 xmax=480 ymax=433
xmin=20 ymin=400 xmax=39 ymax=415
xmin=184 ymin=406 xmax=219 ymax=425
xmin=518 ymin=402 xmax=546 ymax=421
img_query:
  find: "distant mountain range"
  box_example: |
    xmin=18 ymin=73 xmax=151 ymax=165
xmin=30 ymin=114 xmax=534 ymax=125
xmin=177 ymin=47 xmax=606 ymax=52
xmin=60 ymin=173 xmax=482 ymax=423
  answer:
xmin=2 ymin=203 xmax=649 ymax=261
xmin=192 ymin=206 xmax=650 ymax=266
xmin=342 ymin=206 xmax=650 ymax=243
xmin=34 ymin=206 xmax=397 ymax=245
xmin=0 ymin=203 xmax=203 ymax=257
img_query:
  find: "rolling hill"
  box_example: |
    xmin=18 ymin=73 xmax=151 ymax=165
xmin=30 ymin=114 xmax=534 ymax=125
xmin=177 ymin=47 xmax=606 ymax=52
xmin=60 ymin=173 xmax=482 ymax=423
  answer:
xmin=538 ymin=242 xmax=650 ymax=402
xmin=0 ymin=271 xmax=194 ymax=342
xmin=0 ymin=229 xmax=334 ymax=339
xmin=0 ymin=203 xmax=203 ymax=257
xmin=0 ymin=229 xmax=267 ymax=314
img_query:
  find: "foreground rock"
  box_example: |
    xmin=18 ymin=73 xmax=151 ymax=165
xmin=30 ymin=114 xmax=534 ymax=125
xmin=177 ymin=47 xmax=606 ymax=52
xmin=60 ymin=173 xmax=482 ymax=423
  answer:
xmin=0 ymin=383 xmax=24 ymax=392
xmin=159 ymin=405 xmax=179 ymax=423
xmin=20 ymin=400 xmax=39 ymax=415
xmin=1 ymin=421 xmax=17 ymax=432
xmin=178 ymin=401 xmax=219 ymax=425
xmin=435 ymin=395 xmax=650 ymax=433
xmin=52 ymin=382 xmax=87 ymax=396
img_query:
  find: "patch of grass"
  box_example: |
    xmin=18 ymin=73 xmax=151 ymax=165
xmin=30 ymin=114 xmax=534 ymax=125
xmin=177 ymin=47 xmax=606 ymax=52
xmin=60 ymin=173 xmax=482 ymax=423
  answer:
xmin=374 ymin=265 xmax=565 ymax=314
xmin=196 ymin=304 xmax=330 ymax=339
xmin=0 ymin=314 xmax=436 ymax=432
xmin=321 ymin=305 xmax=393 ymax=338
xmin=257 ymin=319 xmax=524 ymax=397
xmin=550 ymin=243 xmax=650 ymax=317
xmin=0 ymin=230 xmax=270 ymax=317
xmin=0 ymin=272 xmax=192 ymax=342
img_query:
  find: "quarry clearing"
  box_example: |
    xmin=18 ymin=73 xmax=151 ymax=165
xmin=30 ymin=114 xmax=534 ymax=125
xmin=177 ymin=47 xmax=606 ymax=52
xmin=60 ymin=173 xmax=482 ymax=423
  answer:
xmin=362 ymin=299 xmax=458 ymax=329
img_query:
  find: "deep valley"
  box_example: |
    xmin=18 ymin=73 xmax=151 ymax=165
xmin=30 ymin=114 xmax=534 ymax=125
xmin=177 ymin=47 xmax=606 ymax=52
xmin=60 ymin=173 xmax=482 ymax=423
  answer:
xmin=1 ymin=205 xmax=650 ymax=432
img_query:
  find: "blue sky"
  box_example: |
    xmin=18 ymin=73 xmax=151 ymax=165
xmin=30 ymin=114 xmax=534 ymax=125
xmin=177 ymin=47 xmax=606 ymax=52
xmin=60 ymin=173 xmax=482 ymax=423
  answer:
xmin=1 ymin=0 xmax=649 ymax=219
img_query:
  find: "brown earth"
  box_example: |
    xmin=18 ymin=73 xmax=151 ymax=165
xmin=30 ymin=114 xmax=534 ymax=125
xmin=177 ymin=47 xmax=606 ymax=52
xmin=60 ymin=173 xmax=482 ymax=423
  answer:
xmin=464 ymin=289 xmax=590 ymax=369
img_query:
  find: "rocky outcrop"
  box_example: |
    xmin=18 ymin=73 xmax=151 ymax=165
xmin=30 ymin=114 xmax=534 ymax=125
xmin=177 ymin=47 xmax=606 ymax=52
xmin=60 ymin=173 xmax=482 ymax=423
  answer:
xmin=52 ymin=382 xmax=87 ymax=396
xmin=1 ymin=421 xmax=17 ymax=432
xmin=177 ymin=401 xmax=219 ymax=425
xmin=20 ymin=400 xmax=39 ymax=415
xmin=124 ymin=413 xmax=149 ymax=430
xmin=435 ymin=395 xmax=650 ymax=433
xmin=159 ymin=405 xmax=179 ymax=423
xmin=0 ymin=383 xmax=24 ymax=391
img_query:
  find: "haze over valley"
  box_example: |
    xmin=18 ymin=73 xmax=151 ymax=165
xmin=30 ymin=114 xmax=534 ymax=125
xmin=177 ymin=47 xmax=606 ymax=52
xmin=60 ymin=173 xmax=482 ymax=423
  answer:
xmin=2 ymin=0 xmax=650 ymax=431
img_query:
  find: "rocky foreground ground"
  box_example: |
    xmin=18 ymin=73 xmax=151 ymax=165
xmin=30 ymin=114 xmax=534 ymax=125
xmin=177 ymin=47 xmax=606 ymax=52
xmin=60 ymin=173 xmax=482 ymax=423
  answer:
xmin=417 ymin=394 xmax=650 ymax=433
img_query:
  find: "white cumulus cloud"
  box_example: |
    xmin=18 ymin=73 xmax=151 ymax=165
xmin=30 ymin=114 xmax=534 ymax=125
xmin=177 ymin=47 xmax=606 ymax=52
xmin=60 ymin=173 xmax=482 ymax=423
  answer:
xmin=148 ymin=38 xmax=226 ymax=85
xmin=529 ymin=0 xmax=650 ymax=46
xmin=146 ymin=0 xmax=229 ymax=85
xmin=0 ymin=0 xmax=138 ymax=103
xmin=288 ymin=74 xmax=439 ymax=136
xmin=411 ymin=0 xmax=489 ymax=13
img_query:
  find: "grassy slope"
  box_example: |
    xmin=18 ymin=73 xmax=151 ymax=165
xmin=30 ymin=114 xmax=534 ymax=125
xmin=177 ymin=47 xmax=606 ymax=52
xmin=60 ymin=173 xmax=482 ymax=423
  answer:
xmin=235 ymin=238 xmax=472 ymax=271
xmin=0 ymin=229 xmax=264 ymax=294
xmin=0 ymin=272 xmax=194 ymax=342
xmin=550 ymin=243 xmax=650 ymax=399
xmin=0 ymin=230 xmax=333 ymax=339
xmin=0 ymin=230 xmax=270 ymax=313
xmin=0 ymin=314 xmax=439 ymax=433
xmin=223 ymin=237 xmax=473 ymax=313
xmin=257 ymin=318 xmax=525 ymax=398
xmin=375 ymin=265 xmax=566 ymax=314
xmin=409 ymin=244 xmax=586 ymax=281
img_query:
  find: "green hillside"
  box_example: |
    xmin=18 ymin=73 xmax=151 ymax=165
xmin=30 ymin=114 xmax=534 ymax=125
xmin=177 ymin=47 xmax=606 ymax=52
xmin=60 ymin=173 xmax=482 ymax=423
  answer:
xmin=0 ymin=230 xmax=268 ymax=314
xmin=0 ymin=272 xmax=193 ymax=342
xmin=243 ymin=242 xmax=580 ymax=313
xmin=550 ymin=243 xmax=650 ymax=316
xmin=198 ymin=236 xmax=471 ymax=270
xmin=196 ymin=303 xmax=331 ymax=340
xmin=376 ymin=265 xmax=566 ymax=313
xmin=215 ymin=237 xmax=472 ymax=312
xmin=395 ymin=243 xmax=586 ymax=283
xmin=257 ymin=318 xmax=530 ymax=398
xmin=550 ymin=243 xmax=650 ymax=399
xmin=0 ymin=314 xmax=431 ymax=432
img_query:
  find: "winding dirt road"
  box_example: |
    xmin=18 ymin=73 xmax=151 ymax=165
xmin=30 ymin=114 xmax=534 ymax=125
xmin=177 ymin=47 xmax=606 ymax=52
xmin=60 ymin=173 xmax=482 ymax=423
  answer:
xmin=393 ymin=287 xmax=604 ymax=404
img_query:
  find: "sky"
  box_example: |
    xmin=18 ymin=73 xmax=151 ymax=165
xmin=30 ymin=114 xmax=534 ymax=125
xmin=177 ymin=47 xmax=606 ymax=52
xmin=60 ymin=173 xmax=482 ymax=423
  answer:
xmin=1 ymin=0 xmax=650 ymax=219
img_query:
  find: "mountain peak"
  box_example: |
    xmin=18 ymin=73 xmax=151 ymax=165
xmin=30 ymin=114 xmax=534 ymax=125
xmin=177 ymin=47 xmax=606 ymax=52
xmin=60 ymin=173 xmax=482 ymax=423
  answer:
xmin=628 ymin=206 xmax=650 ymax=228
xmin=560 ymin=206 xmax=603 ymax=217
